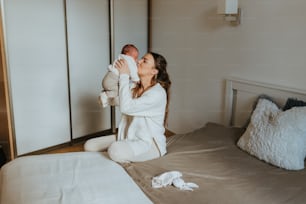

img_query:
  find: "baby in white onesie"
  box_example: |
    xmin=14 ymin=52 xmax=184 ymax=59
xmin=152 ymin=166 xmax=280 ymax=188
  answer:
xmin=99 ymin=44 xmax=139 ymax=107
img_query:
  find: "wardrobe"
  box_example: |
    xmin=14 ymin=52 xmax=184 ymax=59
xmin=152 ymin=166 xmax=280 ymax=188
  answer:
xmin=0 ymin=0 xmax=148 ymax=159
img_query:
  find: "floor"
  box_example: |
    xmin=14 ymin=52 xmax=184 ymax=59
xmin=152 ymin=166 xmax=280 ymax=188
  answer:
xmin=46 ymin=142 xmax=84 ymax=154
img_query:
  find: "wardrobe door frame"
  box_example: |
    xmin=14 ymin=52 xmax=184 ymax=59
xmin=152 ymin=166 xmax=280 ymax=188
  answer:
xmin=0 ymin=0 xmax=72 ymax=157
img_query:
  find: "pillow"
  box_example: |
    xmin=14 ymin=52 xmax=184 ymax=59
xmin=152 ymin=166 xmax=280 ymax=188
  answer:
xmin=242 ymin=94 xmax=276 ymax=129
xmin=283 ymin=98 xmax=306 ymax=111
xmin=237 ymin=98 xmax=306 ymax=170
xmin=241 ymin=94 xmax=277 ymax=128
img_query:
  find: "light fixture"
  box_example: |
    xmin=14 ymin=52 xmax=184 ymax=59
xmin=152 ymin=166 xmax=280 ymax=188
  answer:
xmin=217 ymin=0 xmax=241 ymax=25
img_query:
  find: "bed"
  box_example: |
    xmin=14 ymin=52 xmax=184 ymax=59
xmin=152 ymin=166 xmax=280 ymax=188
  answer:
xmin=1 ymin=78 xmax=306 ymax=204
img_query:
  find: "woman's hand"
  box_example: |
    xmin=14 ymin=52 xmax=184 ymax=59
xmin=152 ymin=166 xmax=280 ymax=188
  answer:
xmin=115 ymin=59 xmax=130 ymax=75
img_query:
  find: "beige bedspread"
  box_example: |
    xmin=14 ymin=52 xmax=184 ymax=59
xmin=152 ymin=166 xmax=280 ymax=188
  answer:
xmin=123 ymin=123 xmax=306 ymax=204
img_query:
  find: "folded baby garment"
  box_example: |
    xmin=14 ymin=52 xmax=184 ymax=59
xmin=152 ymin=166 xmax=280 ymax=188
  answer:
xmin=152 ymin=171 xmax=199 ymax=191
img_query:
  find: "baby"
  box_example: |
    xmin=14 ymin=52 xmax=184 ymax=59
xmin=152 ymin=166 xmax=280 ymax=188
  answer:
xmin=99 ymin=44 xmax=139 ymax=107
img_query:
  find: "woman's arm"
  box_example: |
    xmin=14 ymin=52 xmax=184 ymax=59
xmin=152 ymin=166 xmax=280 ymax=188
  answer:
xmin=119 ymin=74 xmax=166 ymax=117
xmin=115 ymin=58 xmax=166 ymax=117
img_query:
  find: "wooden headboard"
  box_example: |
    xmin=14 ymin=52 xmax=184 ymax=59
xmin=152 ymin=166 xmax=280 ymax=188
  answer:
xmin=224 ymin=78 xmax=306 ymax=127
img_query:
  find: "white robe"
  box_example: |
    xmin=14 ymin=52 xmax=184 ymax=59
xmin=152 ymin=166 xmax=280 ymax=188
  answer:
xmin=117 ymin=74 xmax=167 ymax=156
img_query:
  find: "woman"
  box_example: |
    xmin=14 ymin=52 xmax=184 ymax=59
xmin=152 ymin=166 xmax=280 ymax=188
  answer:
xmin=84 ymin=52 xmax=171 ymax=163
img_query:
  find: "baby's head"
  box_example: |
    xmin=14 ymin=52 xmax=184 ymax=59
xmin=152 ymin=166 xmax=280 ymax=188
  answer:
xmin=121 ymin=44 xmax=139 ymax=62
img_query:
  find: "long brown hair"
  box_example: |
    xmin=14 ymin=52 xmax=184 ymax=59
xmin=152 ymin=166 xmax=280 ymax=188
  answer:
xmin=132 ymin=52 xmax=171 ymax=126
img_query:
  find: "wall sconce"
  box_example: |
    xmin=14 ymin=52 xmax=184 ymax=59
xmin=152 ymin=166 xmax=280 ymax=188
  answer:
xmin=217 ymin=0 xmax=241 ymax=25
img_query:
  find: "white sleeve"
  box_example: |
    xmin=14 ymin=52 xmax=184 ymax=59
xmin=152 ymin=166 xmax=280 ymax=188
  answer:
xmin=119 ymin=74 xmax=166 ymax=117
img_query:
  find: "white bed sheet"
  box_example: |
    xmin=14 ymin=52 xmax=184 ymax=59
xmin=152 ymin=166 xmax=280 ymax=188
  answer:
xmin=0 ymin=152 xmax=152 ymax=204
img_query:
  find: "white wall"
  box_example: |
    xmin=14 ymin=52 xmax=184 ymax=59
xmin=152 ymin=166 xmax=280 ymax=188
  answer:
xmin=151 ymin=0 xmax=306 ymax=133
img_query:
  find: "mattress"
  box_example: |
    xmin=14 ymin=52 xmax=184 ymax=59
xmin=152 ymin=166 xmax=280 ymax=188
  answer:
xmin=123 ymin=123 xmax=306 ymax=204
xmin=0 ymin=152 xmax=152 ymax=204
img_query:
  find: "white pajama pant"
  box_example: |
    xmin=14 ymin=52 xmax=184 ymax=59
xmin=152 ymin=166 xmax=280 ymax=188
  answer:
xmin=84 ymin=135 xmax=160 ymax=163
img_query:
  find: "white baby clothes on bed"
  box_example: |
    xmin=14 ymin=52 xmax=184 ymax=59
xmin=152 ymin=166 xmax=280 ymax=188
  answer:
xmin=152 ymin=171 xmax=199 ymax=191
xmin=172 ymin=177 xmax=199 ymax=191
xmin=152 ymin=171 xmax=181 ymax=188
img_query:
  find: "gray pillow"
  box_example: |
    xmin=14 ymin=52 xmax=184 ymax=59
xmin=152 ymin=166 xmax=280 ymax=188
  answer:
xmin=283 ymin=98 xmax=306 ymax=111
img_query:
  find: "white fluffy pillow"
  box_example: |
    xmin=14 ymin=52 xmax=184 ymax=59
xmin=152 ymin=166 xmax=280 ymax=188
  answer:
xmin=237 ymin=98 xmax=306 ymax=170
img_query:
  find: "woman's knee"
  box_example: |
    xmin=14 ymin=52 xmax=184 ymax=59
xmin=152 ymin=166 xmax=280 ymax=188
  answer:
xmin=84 ymin=135 xmax=116 ymax=152
xmin=108 ymin=142 xmax=134 ymax=163
xmin=84 ymin=139 xmax=98 ymax=152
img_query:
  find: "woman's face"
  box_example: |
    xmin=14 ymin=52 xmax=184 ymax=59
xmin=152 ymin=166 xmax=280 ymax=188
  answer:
xmin=137 ymin=53 xmax=156 ymax=77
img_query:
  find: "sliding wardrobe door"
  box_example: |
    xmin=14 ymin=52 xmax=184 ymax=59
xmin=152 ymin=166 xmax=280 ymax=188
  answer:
xmin=113 ymin=0 xmax=148 ymax=126
xmin=113 ymin=0 xmax=148 ymax=55
xmin=65 ymin=0 xmax=110 ymax=139
xmin=1 ymin=0 xmax=71 ymax=155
